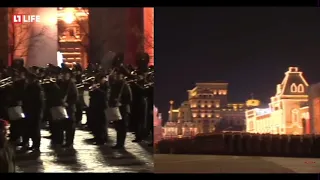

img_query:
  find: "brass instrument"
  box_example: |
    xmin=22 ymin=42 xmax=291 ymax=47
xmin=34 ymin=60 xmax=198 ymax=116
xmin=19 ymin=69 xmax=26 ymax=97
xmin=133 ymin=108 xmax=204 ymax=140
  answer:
xmin=0 ymin=77 xmax=12 ymax=83
xmin=39 ymin=78 xmax=56 ymax=84
xmin=76 ymin=76 xmax=95 ymax=89
xmin=88 ymin=83 xmax=100 ymax=91
xmin=0 ymin=81 xmax=13 ymax=88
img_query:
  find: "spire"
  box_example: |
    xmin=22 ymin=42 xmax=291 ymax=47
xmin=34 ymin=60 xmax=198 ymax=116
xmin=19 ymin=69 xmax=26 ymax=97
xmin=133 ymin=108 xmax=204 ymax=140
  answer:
xmin=250 ymin=93 xmax=254 ymax=99
xmin=169 ymin=100 xmax=174 ymax=122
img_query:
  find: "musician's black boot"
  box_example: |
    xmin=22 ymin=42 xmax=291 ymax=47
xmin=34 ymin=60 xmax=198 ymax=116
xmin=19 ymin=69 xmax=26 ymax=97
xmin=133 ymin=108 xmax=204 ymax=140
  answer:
xmin=132 ymin=139 xmax=142 ymax=143
xmin=62 ymin=143 xmax=74 ymax=149
xmin=28 ymin=146 xmax=40 ymax=152
xmin=111 ymin=145 xmax=124 ymax=150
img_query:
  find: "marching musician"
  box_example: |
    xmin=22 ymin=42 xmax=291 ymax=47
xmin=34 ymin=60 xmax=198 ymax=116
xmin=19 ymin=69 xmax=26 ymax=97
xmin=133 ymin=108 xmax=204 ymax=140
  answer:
xmin=145 ymin=68 xmax=154 ymax=146
xmin=22 ymin=72 xmax=45 ymax=152
xmin=45 ymin=69 xmax=65 ymax=147
xmin=89 ymin=72 xmax=109 ymax=145
xmin=7 ymin=70 xmax=27 ymax=146
xmin=74 ymin=63 xmax=84 ymax=126
xmin=0 ymin=68 xmax=8 ymax=120
xmin=60 ymin=68 xmax=78 ymax=148
xmin=131 ymin=53 xmax=150 ymax=143
xmin=109 ymin=71 xmax=132 ymax=149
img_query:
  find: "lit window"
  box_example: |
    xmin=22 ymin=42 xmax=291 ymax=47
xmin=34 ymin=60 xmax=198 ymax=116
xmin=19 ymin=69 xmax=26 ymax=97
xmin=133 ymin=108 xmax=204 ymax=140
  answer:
xmin=290 ymin=83 xmax=297 ymax=93
xmin=201 ymin=113 xmax=205 ymax=118
xmin=213 ymin=90 xmax=217 ymax=95
xmin=207 ymin=114 xmax=212 ymax=118
xmin=298 ymin=84 xmax=304 ymax=93
xmin=207 ymin=104 xmax=212 ymax=108
xmin=201 ymin=104 xmax=205 ymax=108
xmin=292 ymin=109 xmax=299 ymax=123
xmin=193 ymin=113 xmax=197 ymax=118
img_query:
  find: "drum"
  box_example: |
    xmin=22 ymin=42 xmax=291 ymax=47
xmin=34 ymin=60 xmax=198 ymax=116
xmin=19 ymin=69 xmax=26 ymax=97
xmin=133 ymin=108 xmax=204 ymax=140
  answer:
xmin=8 ymin=106 xmax=25 ymax=121
xmin=105 ymin=107 xmax=122 ymax=121
xmin=83 ymin=90 xmax=90 ymax=107
xmin=50 ymin=106 xmax=68 ymax=120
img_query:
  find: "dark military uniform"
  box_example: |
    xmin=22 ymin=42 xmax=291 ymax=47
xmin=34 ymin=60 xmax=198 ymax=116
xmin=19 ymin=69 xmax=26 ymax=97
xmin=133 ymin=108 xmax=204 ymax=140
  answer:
xmin=46 ymin=80 xmax=64 ymax=146
xmin=22 ymin=74 xmax=44 ymax=151
xmin=90 ymin=79 xmax=109 ymax=145
xmin=7 ymin=78 xmax=26 ymax=144
xmin=59 ymin=72 xmax=78 ymax=147
xmin=109 ymin=77 xmax=132 ymax=148
xmin=131 ymin=75 xmax=148 ymax=142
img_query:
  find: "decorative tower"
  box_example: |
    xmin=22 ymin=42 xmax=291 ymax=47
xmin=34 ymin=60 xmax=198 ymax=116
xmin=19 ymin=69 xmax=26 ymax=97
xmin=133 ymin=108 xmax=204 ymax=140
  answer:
xmin=163 ymin=100 xmax=178 ymax=139
xmin=57 ymin=7 xmax=89 ymax=68
xmin=169 ymin=100 xmax=174 ymax=122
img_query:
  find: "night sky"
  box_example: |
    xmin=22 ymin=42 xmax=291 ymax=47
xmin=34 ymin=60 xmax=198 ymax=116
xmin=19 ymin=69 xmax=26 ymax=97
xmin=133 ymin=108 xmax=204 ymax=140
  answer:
xmin=155 ymin=7 xmax=320 ymax=120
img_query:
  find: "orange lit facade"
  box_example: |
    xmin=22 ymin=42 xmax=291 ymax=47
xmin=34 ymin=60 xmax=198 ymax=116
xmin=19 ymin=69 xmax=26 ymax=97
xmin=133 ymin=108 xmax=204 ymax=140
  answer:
xmin=57 ymin=8 xmax=89 ymax=68
xmin=125 ymin=8 xmax=154 ymax=66
xmin=163 ymin=82 xmax=257 ymax=138
xmin=154 ymin=106 xmax=163 ymax=144
xmin=143 ymin=8 xmax=154 ymax=65
xmin=163 ymin=101 xmax=198 ymax=139
xmin=308 ymin=83 xmax=320 ymax=134
xmin=246 ymin=67 xmax=310 ymax=135
xmin=4 ymin=7 xmax=153 ymax=67
xmin=188 ymin=83 xmax=250 ymax=133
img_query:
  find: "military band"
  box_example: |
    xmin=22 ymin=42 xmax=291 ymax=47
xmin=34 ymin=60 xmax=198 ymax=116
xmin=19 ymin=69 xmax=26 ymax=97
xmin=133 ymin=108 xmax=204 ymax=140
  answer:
xmin=0 ymin=52 xmax=154 ymax=153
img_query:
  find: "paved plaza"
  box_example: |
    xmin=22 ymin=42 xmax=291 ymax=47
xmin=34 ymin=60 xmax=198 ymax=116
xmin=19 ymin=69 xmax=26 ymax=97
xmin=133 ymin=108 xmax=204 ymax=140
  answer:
xmin=155 ymin=154 xmax=320 ymax=173
xmin=15 ymin=128 xmax=153 ymax=173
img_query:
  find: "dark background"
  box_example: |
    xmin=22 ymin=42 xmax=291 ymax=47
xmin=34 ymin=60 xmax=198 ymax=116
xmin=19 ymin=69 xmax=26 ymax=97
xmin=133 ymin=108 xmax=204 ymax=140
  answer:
xmin=155 ymin=7 xmax=320 ymax=121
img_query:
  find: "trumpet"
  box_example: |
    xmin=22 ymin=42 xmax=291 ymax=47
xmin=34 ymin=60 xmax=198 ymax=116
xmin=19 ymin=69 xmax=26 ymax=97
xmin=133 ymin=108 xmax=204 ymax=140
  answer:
xmin=88 ymin=83 xmax=100 ymax=91
xmin=82 ymin=76 xmax=95 ymax=83
xmin=0 ymin=77 xmax=12 ymax=83
xmin=0 ymin=81 xmax=13 ymax=88
xmin=39 ymin=78 xmax=56 ymax=84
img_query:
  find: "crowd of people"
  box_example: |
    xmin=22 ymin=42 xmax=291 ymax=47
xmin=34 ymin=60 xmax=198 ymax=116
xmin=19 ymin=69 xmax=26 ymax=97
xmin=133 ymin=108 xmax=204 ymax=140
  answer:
xmin=0 ymin=52 xmax=154 ymax=172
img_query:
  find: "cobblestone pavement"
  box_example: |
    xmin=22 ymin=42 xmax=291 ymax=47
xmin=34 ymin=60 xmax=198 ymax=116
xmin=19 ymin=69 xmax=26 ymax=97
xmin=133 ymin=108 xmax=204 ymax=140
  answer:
xmin=15 ymin=127 xmax=153 ymax=173
xmin=154 ymin=154 xmax=320 ymax=173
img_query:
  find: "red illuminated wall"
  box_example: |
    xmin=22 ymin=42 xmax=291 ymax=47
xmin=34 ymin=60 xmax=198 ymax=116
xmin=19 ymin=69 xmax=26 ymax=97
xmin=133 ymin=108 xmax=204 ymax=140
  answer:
xmin=125 ymin=8 xmax=143 ymax=66
xmin=143 ymin=8 xmax=154 ymax=66
xmin=125 ymin=8 xmax=154 ymax=66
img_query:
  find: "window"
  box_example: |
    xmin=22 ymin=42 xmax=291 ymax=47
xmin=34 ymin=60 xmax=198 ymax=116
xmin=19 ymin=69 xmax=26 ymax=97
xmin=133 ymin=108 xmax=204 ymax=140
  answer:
xmin=292 ymin=109 xmax=299 ymax=123
xmin=290 ymin=83 xmax=297 ymax=93
xmin=298 ymin=84 xmax=304 ymax=93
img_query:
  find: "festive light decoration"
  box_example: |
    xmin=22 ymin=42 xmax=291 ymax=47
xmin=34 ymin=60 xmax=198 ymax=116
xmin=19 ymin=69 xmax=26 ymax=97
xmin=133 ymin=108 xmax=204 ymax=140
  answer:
xmin=246 ymin=67 xmax=310 ymax=135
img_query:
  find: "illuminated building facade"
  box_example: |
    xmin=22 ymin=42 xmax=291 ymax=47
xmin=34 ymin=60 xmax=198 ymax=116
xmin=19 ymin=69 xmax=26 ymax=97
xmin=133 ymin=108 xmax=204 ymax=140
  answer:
xmin=245 ymin=67 xmax=310 ymax=135
xmin=89 ymin=8 xmax=154 ymax=67
xmin=154 ymin=106 xmax=163 ymax=144
xmin=163 ymin=82 xmax=256 ymax=137
xmin=163 ymin=101 xmax=197 ymax=139
xmin=57 ymin=8 xmax=89 ymax=68
xmin=1 ymin=7 xmax=154 ymax=67
xmin=308 ymin=83 xmax=320 ymax=134
xmin=188 ymin=83 xmax=251 ymax=133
